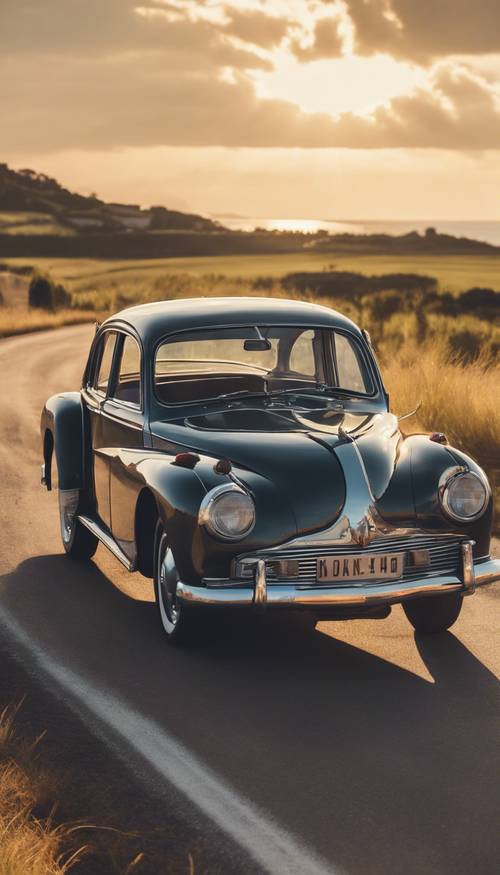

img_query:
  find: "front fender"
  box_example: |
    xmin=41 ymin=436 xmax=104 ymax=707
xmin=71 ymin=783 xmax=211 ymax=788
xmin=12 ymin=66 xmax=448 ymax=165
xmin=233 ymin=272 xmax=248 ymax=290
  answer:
xmin=133 ymin=454 xmax=297 ymax=584
xmin=377 ymin=435 xmax=493 ymax=557
xmin=40 ymin=392 xmax=86 ymax=492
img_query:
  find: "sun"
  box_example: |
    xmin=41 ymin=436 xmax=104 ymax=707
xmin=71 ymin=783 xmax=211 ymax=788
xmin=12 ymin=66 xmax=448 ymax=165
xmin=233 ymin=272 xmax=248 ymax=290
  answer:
xmin=252 ymin=52 xmax=426 ymax=117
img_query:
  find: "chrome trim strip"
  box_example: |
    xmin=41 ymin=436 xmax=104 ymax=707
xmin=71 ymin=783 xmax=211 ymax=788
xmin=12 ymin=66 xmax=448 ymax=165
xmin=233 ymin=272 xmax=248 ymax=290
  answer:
xmin=178 ymin=556 xmax=500 ymax=607
xmin=473 ymin=556 xmax=500 ymax=587
xmin=462 ymin=541 xmax=475 ymax=595
xmin=77 ymin=514 xmax=135 ymax=571
xmin=177 ymin=581 xmax=254 ymax=606
xmin=235 ymin=534 xmax=465 ymax=586
xmin=254 ymin=559 xmax=267 ymax=605
xmin=178 ymin=579 xmax=463 ymax=607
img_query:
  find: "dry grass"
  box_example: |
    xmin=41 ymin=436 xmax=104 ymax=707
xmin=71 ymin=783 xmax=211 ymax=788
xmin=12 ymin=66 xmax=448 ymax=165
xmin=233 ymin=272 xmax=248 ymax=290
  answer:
xmin=382 ymin=343 xmax=499 ymax=463
xmin=0 ymin=308 xmax=97 ymax=338
xmin=1 ymin=261 xmax=498 ymax=520
xmin=0 ymin=702 xmax=85 ymax=875
xmin=382 ymin=342 xmax=500 ymax=526
xmin=4 ymin=251 xmax=500 ymax=291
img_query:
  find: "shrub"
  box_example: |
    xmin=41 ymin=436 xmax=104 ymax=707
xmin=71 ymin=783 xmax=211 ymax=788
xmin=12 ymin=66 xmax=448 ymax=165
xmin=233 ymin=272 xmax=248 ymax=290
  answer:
xmin=28 ymin=271 xmax=71 ymax=310
xmin=28 ymin=272 xmax=55 ymax=310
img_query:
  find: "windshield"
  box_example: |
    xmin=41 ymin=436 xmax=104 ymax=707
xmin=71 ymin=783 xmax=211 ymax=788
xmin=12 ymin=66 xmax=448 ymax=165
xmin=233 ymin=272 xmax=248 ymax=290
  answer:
xmin=154 ymin=325 xmax=374 ymax=405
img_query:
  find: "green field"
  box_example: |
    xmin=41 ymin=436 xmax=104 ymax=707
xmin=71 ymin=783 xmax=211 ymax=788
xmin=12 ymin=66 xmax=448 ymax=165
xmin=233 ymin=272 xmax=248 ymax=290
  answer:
xmin=0 ymin=212 xmax=73 ymax=236
xmin=5 ymin=251 xmax=500 ymax=293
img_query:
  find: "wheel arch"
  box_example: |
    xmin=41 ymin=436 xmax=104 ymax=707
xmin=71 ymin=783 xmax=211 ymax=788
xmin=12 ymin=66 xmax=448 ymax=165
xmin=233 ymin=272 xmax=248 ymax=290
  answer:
xmin=134 ymin=487 xmax=161 ymax=578
xmin=42 ymin=427 xmax=54 ymax=491
xmin=40 ymin=392 xmax=87 ymax=492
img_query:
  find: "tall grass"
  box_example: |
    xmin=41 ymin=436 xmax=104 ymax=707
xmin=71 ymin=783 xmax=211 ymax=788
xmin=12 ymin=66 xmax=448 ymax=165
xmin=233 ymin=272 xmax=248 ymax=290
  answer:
xmin=382 ymin=342 xmax=499 ymax=463
xmin=2 ymin=267 xmax=498 ymax=521
xmin=0 ymin=703 xmax=85 ymax=875
xmin=0 ymin=308 xmax=96 ymax=338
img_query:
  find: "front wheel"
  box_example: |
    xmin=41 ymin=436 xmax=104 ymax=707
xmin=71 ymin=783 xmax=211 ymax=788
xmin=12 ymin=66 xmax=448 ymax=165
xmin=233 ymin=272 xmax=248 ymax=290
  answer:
xmin=59 ymin=488 xmax=98 ymax=560
xmin=154 ymin=523 xmax=201 ymax=645
xmin=403 ymin=591 xmax=463 ymax=634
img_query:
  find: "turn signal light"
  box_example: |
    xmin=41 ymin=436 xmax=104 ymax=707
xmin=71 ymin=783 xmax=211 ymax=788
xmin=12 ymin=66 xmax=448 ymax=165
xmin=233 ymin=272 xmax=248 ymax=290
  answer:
xmin=173 ymin=452 xmax=200 ymax=469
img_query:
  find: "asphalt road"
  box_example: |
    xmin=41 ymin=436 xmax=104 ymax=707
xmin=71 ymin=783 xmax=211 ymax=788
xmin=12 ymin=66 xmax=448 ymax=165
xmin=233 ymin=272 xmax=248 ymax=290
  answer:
xmin=0 ymin=324 xmax=499 ymax=875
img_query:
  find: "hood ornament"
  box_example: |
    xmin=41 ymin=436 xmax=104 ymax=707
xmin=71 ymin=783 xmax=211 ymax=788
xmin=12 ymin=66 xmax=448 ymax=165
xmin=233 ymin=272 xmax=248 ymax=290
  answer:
xmin=350 ymin=511 xmax=378 ymax=546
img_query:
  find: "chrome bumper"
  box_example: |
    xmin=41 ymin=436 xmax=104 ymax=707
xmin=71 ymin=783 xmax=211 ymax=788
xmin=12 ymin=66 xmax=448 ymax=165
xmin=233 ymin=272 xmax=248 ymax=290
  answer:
xmin=176 ymin=552 xmax=500 ymax=609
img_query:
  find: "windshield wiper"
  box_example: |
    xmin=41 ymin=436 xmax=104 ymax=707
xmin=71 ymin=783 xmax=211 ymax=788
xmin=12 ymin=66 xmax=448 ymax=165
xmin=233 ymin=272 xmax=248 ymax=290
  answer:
xmin=217 ymin=389 xmax=270 ymax=401
xmin=216 ymin=385 xmax=346 ymax=403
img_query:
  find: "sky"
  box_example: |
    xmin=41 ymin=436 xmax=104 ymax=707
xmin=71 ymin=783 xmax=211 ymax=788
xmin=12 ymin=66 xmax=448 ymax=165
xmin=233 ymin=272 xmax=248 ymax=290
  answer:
xmin=1 ymin=0 xmax=499 ymax=219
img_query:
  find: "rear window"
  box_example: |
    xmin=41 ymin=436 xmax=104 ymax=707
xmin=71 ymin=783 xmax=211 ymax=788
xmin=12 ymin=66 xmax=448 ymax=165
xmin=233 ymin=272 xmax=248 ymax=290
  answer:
xmin=154 ymin=325 xmax=373 ymax=405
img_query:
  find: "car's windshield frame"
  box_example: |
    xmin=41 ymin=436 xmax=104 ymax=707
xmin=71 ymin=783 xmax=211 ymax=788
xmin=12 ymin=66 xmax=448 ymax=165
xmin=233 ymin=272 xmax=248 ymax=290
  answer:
xmin=152 ymin=322 xmax=381 ymax=409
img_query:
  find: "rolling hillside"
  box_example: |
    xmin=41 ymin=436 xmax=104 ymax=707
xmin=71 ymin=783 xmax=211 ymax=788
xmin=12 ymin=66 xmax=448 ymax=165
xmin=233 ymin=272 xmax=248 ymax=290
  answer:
xmin=0 ymin=163 xmax=221 ymax=234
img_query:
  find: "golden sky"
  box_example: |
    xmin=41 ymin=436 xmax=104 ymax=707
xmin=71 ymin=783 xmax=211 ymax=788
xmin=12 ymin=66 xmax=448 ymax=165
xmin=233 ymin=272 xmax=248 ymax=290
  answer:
xmin=2 ymin=0 xmax=499 ymax=219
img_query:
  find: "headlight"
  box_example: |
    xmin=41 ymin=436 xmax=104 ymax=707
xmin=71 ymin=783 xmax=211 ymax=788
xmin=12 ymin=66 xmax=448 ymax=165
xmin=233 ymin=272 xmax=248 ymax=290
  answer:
xmin=439 ymin=467 xmax=489 ymax=522
xmin=199 ymin=485 xmax=255 ymax=540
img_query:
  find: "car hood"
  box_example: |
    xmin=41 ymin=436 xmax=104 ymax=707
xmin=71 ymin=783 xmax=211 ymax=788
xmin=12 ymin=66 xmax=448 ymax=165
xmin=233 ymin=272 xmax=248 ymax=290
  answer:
xmin=151 ymin=408 xmax=401 ymax=536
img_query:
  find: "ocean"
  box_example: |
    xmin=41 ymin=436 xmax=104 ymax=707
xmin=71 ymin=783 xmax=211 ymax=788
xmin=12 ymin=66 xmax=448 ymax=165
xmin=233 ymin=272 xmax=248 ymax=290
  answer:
xmin=214 ymin=217 xmax=500 ymax=247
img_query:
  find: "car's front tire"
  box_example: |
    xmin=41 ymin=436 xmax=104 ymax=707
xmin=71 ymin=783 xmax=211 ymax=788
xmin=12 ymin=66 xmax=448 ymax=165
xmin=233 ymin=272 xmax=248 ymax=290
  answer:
xmin=403 ymin=590 xmax=463 ymax=634
xmin=58 ymin=488 xmax=98 ymax=560
xmin=154 ymin=522 xmax=200 ymax=644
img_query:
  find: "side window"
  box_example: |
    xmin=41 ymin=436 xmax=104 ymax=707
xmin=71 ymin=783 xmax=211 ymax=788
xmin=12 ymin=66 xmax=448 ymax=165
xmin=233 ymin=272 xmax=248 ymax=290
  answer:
xmin=113 ymin=335 xmax=141 ymax=407
xmin=289 ymin=330 xmax=315 ymax=376
xmin=93 ymin=332 xmax=117 ymax=394
xmin=335 ymin=333 xmax=370 ymax=393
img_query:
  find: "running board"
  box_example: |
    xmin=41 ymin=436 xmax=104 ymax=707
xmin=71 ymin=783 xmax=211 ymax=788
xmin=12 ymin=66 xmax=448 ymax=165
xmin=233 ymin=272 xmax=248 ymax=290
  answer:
xmin=77 ymin=514 xmax=135 ymax=571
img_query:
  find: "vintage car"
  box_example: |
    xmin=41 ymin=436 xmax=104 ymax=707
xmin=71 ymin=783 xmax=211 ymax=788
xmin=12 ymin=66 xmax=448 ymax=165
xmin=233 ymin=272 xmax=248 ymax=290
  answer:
xmin=41 ymin=297 xmax=500 ymax=643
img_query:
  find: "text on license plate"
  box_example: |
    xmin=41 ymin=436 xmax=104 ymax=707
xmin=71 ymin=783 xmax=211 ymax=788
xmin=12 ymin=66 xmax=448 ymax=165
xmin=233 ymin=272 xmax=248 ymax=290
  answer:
xmin=317 ymin=552 xmax=404 ymax=582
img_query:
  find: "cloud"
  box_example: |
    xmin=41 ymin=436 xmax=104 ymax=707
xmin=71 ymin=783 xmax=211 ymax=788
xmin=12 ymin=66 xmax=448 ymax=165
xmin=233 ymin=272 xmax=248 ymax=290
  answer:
xmin=1 ymin=46 xmax=498 ymax=153
xmin=343 ymin=0 xmax=500 ymax=62
xmin=223 ymin=8 xmax=291 ymax=49
xmin=0 ymin=0 xmax=269 ymax=69
xmin=1 ymin=1 xmax=498 ymax=154
xmin=291 ymin=16 xmax=344 ymax=61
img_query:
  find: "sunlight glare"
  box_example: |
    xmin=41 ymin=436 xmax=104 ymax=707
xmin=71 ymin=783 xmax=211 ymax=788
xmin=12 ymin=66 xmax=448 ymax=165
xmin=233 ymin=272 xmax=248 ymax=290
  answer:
xmin=253 ymin=53 xmax=427 ymax=117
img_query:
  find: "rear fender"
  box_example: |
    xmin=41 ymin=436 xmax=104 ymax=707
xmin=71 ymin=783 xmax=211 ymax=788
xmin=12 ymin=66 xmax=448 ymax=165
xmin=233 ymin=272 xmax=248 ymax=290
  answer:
xmin=40 ymin=392 xmax=87 ymax=492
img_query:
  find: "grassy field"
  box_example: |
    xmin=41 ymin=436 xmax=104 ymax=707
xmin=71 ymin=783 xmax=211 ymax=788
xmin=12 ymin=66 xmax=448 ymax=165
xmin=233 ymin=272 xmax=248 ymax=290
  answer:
xmin=1 ymin=252 xmax=498 ymax=520
xmin=0 ymin=213 xmax=72 ymax=236
xmin=5 ymin=251 xmax=500 ymax=292
xmin=0 ymin=308 xmax=96 ymax=338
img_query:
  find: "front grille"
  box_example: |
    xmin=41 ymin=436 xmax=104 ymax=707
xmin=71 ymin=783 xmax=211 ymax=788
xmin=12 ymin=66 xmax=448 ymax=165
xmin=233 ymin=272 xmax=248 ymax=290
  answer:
xmin=237 ymin=534 xmax=464 ymax=587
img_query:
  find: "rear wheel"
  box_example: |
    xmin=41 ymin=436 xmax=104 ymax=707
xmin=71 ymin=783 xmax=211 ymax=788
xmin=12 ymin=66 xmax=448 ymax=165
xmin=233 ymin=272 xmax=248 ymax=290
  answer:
xmin=58 ymin=488 xmax=98 ymax=560
xmin=403 ymin=591 xmax=463 ymax=634
xmin=154 ymin=523 xmax=201 ymax=644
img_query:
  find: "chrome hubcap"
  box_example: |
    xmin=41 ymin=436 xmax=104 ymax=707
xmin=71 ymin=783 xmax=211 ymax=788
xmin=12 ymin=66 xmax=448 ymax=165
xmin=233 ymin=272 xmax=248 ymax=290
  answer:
xmin=158 ymin=540 xmax=180 ymax=630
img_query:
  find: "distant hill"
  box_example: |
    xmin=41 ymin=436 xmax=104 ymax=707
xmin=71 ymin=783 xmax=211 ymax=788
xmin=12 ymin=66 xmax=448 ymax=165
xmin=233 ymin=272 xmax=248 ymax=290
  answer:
xmin=0 ymin=162 xmax=498 ymax=259
xmin=0 ymin=163 xmax=222 ymax=233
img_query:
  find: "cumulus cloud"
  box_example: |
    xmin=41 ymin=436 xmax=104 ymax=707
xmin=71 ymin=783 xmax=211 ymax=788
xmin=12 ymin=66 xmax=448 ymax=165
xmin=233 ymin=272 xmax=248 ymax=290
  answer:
xmin=291 ymin=16 xmax=344 ymax=61
xmin=223 ymin=8 xmax=291 ymax=49
xmin=2 ymin=47 xmax=498 ymax=153
xmin=344 ymin=0 xmax=500 ymax=62
xmin=0 ymin=0 xmax=499 ymax=153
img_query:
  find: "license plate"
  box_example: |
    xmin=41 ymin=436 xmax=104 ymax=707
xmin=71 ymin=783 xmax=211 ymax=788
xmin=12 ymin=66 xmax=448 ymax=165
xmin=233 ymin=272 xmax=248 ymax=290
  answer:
xmin=317 ymin=552 xmax=404 ymax=582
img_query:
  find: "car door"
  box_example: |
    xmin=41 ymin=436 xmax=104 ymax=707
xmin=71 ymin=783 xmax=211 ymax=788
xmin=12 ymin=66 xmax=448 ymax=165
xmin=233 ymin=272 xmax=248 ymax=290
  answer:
xmin=82 ymin=329 xmax=119 ymax=529
xmin=103 ymin=331 xmax=146 ymax=551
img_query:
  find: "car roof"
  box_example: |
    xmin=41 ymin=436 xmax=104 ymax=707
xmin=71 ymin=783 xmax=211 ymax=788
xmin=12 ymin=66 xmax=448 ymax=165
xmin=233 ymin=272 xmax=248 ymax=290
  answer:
xmin=104 ymin=297 xmax=362 ymax=345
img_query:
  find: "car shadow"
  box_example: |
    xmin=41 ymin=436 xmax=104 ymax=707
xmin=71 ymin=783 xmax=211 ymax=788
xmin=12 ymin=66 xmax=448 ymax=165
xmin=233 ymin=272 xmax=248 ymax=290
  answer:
xmin=1 ymin=554 xmax=498 ymax=875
